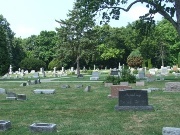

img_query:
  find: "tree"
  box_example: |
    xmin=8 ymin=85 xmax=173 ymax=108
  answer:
xmin=127 ymin=49 xmax=143 ymax=68
xmin=55 ymin=3 xmax=96 ymax=75
xmin=76 ymin=0 xmax=180 ymax=37
xmin=0 ymin=15 xmax=14 ymax=75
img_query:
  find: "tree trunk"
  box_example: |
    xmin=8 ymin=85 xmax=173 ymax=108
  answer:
xmin=76 ymin=56 xmax=80 ymax=76
xmin=175 ymin=0 xmax=180 ymax=37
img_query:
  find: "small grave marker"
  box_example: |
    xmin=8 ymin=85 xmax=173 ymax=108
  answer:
xmin=84 ymin=86 xmax=91 ymax=92
xmin=0 ymin=88 xmax=6 ymax=94
xmin=6 ymin=92 xmax=17 ymax=100
xmin=0 ymin=120 xmax=11 ymax=131
xmin=61 ymin=84 xmax=70 ymax=88
xmin=29 ymin=123 xmax=57 ymax=132
xmin=162 ymin=127 xmax=180 ymax=135
xmin=33 ymin=89 xmax=55 ymax=94
xmin=120 ymin=82 xmax=129 ymax=86
xmin=17 ymin=94 xmax=27 ymax=100
xmin=136 ymin=81 xmax=145 ymax=86
xmin=75 ymin=84 xmax=83 ymax=88
xmin=115 ymin=90 xmax=154 ymax=111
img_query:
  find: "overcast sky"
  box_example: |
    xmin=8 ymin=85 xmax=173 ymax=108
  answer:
xmin=0 ymin=0 xmax=163 ymax=38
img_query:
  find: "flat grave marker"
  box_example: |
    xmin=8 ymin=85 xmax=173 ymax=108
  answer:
xmin=0 ymin=120 xmax=11 ymax=131
xmin=33 ymin=89 xmax=55 ymax=94
xmin=29 ymin=123 xmax=57 ymax=133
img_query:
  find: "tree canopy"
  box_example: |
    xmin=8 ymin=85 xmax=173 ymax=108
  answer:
xmin=76 ymin=0 xmax=180 ymax=37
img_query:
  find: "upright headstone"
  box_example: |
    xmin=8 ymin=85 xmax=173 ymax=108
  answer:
xmin=9 ymin=65 xmax=13 ymax=74
xmin=6 ymin=92 xmax=17 ymax=100
xmin=115 ymin=90 xmax=154 ymax=111
xmin=0 ymin=120 xmax=11 ymax=131
xmin=0 ymin=88 xmax=6 ymax=94
xmin=138 ymin=70 xmax=145 ymax=79
xmin=84 ymin=86 xmax=91 ymax=92
xmin=33 ymin=72 xmax=39 ymax=78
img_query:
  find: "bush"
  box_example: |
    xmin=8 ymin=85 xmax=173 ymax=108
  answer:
xmin=48 ymin=59 xmax=61 ymax=70
xmin=104 ymin=68 xmax=136 ymax=84
xmin=20 ymin=58 xmax=46 ymax=72
xmin=87 ymin=70 xmax=93 ymax=75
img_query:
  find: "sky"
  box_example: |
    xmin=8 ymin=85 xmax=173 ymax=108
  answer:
xmin=0 ymin=0 xmax=163 ymax=38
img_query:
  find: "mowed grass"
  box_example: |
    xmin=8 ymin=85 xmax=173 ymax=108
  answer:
xmin=0 ymin=78 xmax=180 ymax=135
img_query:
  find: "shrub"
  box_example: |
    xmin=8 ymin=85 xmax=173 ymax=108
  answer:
xmin=87 ymin=70 xmax=93 ymax=75
xmin=48 ymin=59 xmax=61 ymax=70
xmin=20 ymin=58 xmax=46 ymax=72
xmin=127 ymin=49 xmax=143 ymax=68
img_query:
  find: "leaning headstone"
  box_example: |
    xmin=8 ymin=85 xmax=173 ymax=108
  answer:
xmin=84 ymin=86 xmax=91 ymax=92
xmin=115 ymin=90 xmax=154 ymax=111
xmin=0 ymin=88 xmax=6 ymax=94
xmin=0 ymin=120 xmax=11 ymax=131
xmin=165 ymin=82 xmax=180 ymax=92
xmin=109 ymin=85 xmax=132 ymax=98
xmin=17 ymin=94 xmax=27 ymax=100
xmin=61 ymin=84 xmax=70 ymax=89
xmin=29 ymin=123 xmax=57 ymax=132
xmin=6 ymin=92 xmax=17 ymax=100
xmin=162 ymin=127 xmax=180 ymax=135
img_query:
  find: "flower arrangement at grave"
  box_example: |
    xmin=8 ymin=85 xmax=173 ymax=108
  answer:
xmin=127 ymin=49 xmax=143 ymax=69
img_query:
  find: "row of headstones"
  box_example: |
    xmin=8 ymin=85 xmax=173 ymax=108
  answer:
xmin=0 ymin=120 xmax=57 ymax=132
xmin=1 ymin=120 xmax=179 ymax=134
xmin=61 ymin=84 xmax=91 ymax=92
xmin=20 ymin=79 xmax=41 ymax=86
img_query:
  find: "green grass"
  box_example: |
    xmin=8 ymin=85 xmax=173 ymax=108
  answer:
xmin=0 ymin=76 xmax=180 ymax=135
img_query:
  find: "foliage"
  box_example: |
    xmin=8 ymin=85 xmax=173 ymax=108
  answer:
xmin=48 ymin=59 xmax=61 ymax=70
xmin=0 ymin=15 xmax=14 ymax=75
xmin=76 ymin=0 xmax=180 ymax=37
xmin=178 ymin=52 xmax=180 ymax=67
xmin=20 ymin=58 xmax=46 ymax=71
xmin=127 ymin=49 xmax=143 ymax=68
xmin=148 ymin=59 xmax=153 ymax=69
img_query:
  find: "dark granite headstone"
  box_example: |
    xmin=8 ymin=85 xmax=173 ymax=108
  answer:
xmin=110 ymin=71 xmax=119 ymax=76
xmin=115 ymin=90 xmax=154 ymax=111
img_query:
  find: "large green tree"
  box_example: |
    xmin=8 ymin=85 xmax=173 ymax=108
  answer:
xmin=76 ymin=0 xmax=180 ymax=37
xmin=55 ymin=3 xmax=97 ymax=75
xmin=0 ymin=15 xmax=14 ymax=75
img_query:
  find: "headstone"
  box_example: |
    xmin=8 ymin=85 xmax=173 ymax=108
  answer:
xmin=161 ymin=67 xmax=168 ymax=75
xmin=33 ymin=72 xmax=39 ymax=78
xmin=9 ymin=65 xmax=13 ymax=74
xmin=0 ymin=120 xmax=11 ymax=131
xmin=138 ymin=70 xmax=145 ymax=79
xmin=162 ymin=127 xmax=180 ymax=135
xmin=6 ymin=92 xmax=17 ymax=100
xmin=115 ymin=90 xmax=154 ymax=111
xmin=108 ymin=85 xmax=132 ymax=98
xmin=165 ymin=82 xmax=180 ymax=92
xmin=62 ymin=67 xmax=65 ymax=72
xmin=17 ymin=94 xmax=27 ymax=100
xmin=77 ymin=74 xmax=83 ymax=78
xmin=26 ymin=80 xmax=31 ymax=86
xmin=104 ymin=83 xmax=113 ymax=87
xmin=29 ymin=123 xmax=57 ymax=132
xmin=149 ymin=69 xmax=156 ymax=75
xmin=61 ymin=84 xmax=70 ymax=89
xmin=110 ymin=70 xmax=119 ymax=76
xmin=173 ymin=65 xmax=178 ymax=71
xmin=75 ymin=84 xmax=83 ymax=88
xmin=84 ymin=86 xmax=91 ymax=92
xmin=0 ymin=88 xmax=6 ymax=94
xmin=120 ymin=82 xmax=129 ymax=86
xmin=90 ymin=71 xmax=99 ymax=80
xmin=20 ymin=83 xmax=27 ymax=86
xmin=70 ymin=67 xmax=74 ymax=72
xmin=33 ymin=89 xmax=55 ymax=94
xmin=136 ymin=81 xmax=145 ymax=86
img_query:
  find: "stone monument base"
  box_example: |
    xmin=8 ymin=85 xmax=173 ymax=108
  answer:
xmin=115 ymin=105 xmax=154 ymax=111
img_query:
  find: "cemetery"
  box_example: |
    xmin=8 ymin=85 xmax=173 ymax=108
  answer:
xmin=0 ymin=66 xmax=180 ymax=134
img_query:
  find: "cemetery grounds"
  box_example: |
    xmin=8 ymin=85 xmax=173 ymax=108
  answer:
xmin=0 ymin=72 xmax=180 ymax=135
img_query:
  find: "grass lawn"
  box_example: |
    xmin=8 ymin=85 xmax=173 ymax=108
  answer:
xmin=0 ymin=76 xmax=180 ymax=135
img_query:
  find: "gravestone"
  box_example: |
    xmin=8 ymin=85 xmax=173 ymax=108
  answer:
xmin=33 ymin=72 xmax=39 ymax=78
xmin=110 ymin=70 xmax=119 ymax=76
xmin=29 ymin=123 xmax=57 ymax=132
xmin=0 ymin=120 xmax=11 ymax=131
xmin=0 ymin=88 xmax=6 ymax=94
xmin=75 ymin=84 xmax=83 ymax=88
xmin=61 ymin=84 xmax=70 ymax=88
xmin=17 ymin=94 xmax=27 ymax=100
xmin=138 ymin=70 xmax=145 ymax=79
xmin=162 ymin=127 xmax=180 ymax=135
xmin=26 ymin=80 xmax=31 ymax=86
xmin=6 ymin=92 xmax=17 ymax=100
xmin=104 ymin=83 xmax=113 ymax=87
xmin=108 ymin=85 xmax=132 ymax=98
xmin=165 ymin=82 xmax=180 ymax=92
xmin=90 ymin=71 xmax=100 ymax=80
xmin=115 ymin=90 xmax=154 ymax=111
xmin=34 ymin=89 xmax=55 ymax=94
xmin=77 ymin=74 xmax=83 ymax=78
xmin=20 ymin=82 xmax=27 ymax=86
xmin=84 ymin=86 xmax=91 ymax=92
xmin=136 ymin=81 xmax=145 ymax=86
xmin=120 ymin=82 xmax=129 ymax=86
xmin=161 ymin=67 xmax=168 ymax=75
